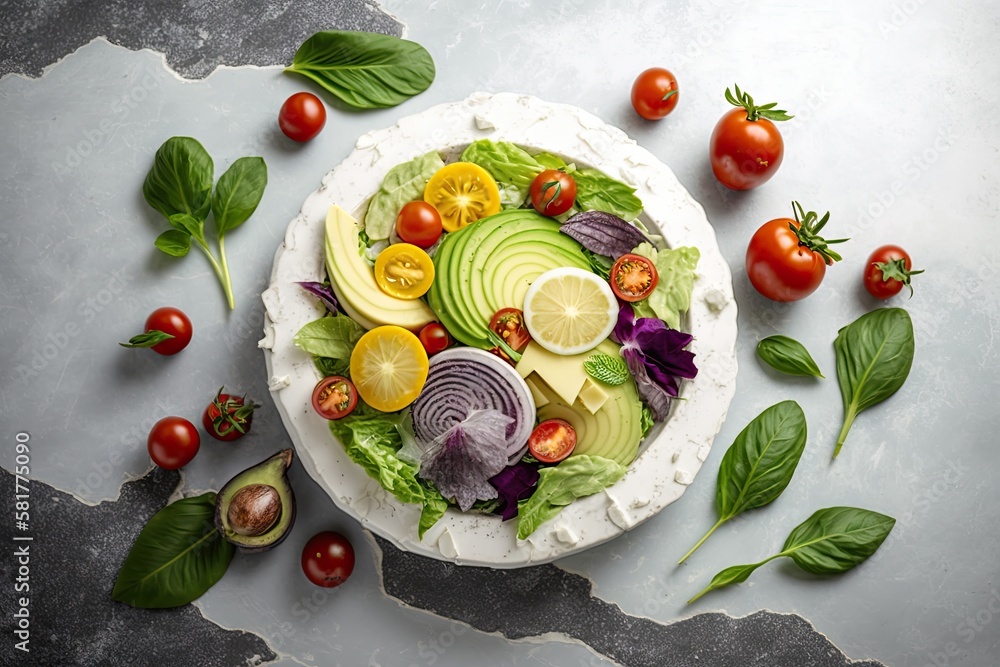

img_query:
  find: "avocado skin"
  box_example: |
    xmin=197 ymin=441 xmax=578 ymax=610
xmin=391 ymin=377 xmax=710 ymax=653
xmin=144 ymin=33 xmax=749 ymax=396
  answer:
xmin=215 ymin=449 xmax=296 ymax=553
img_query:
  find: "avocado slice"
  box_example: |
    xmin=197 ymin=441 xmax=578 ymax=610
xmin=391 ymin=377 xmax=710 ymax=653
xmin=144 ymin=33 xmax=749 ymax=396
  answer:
xmin=215 ymin=449 xmax=296 ymax=552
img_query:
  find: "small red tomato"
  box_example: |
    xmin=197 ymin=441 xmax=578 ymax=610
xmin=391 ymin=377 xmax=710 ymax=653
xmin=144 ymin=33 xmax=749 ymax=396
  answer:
xmin=279 ymin=92 xmax=327 ymax=142
xmin=396 ymin=202 xmax=443 ymax=249
xmin=203 ymin=388 xmax=258 ymax=441
xmin=611 ymin=253 xmax=659 ymax=302
xmin=311 ymin=376 xmax=358 ymax=420
xmin=863 ymin=245 xmax=923 ymax=299
xmin=148 ymin=416 xmax=200 ymax=469
xmin=710 ymin=86 xmax=791 ymax=190
xmin=418 ymin=322 xmax=450 ymax=356
xmin=530 ymin=170 xmax=577 ymax=217
xmin=302 ymin=531 xmax=355 ymax=588
xmin=528 ymin=419 xmax=577 ymax=464
xmin=746 ymin=202 xmax=848 ymax=302
xmin=488 ymin=308 xmax=531 ymax=352
xmin=631 ymin=68 xmax=680 ymax=120
xmin=121 ymin=307 xmax=193 ymax=355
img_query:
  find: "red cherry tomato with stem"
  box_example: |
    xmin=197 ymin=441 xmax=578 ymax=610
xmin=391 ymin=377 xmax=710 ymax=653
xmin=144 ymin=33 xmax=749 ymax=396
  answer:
xmin=631 ymin=68 xmax=680 ymax=120
xmin=710 ymin=86 xmax=792 ymax=190
xmin=746 ymin=202 xmax=848 ymax=302
xmin=203 ymin=388 xmax=258 ymax=441
xmin=312 ymin=376 xmax=358 ymax=420
xmin=528 ymin=419 xmax=577 ymax=464
xmin=279 ymin=92 xmax=327 ymax=142
xmin=530 ymin=170 xmax=577 ymax=217
xmin=418 ymin=322 xmax=450 ymax=355
xmin=302 ymin=531 xmax=355 ymax=588
xmin=863 ymin=245 xmax=923 ymax=299
xmin=396 ymin=202 xmax=443 ymax=248
xmin=121 ymin=307 xmax=193 ymax=355
xmin=148 ymin=416 xmax=200 ymax=469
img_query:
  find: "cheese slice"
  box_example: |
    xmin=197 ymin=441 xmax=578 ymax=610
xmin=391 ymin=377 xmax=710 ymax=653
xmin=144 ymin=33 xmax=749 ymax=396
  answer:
xmin=515 ymin=341 xmax=589 ymax=406
xmin=578 ymin=378 xmax=609 ymax=414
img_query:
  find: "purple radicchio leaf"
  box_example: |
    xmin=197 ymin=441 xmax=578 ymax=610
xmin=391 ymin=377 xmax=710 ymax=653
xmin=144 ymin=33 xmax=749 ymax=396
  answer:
xmin=560 ymin=211 xmax=650 ymax=259
xmin=297 ymin=281 xmax=344 ymax=315
xmin=613 ymin=303 xmax=698 ymax=421
xmin=419 ymin=409 xmax=512 ymax=511
xmin=488 ymin=461 xmax=541 ymax=521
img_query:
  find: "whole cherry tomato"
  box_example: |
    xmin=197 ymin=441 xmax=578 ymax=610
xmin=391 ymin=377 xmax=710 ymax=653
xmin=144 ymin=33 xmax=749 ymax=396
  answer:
xmin=530 ymin=170 xmax=577 ymax=217
xmin=418 ymin=322 xmax=450 ymax=355
xmin=746 ymin=202 xmax=848 ymax=302
xmin=301 ymin=531 xmax=355 ymax=588
xmin=710 ymin=85 xmax=792 ymax=190
xmin=631 ymin=68 xmax=680 ymax=120
xmin=148 ymin=416 xmax=200 ymax=469
xmin=279 ymin=92 xmax=327 ymax=142
xmin=863 ymin=245 xmax=923 ymax=299
xmin=120 ymin=307 xmax=193 ymax=355
xmin=396 ymin=201 xmax=443 ymax=249
xmin=203 ymin=388 xmax=258 ymax=441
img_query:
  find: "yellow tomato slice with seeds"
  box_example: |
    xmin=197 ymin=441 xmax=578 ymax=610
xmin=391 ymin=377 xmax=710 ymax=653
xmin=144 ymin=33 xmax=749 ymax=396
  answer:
xmin=374 ymin=243 xmax=435 ymax=299
xmin=423 ymin=162 xmax=501 ymax=232
xmin=349 ymin=326 xmax=429 ymax=412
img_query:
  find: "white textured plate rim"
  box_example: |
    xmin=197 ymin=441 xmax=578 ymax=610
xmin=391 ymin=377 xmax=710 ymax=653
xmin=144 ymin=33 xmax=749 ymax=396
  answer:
xmin=261 ymin=92 xmax=738 ymax=568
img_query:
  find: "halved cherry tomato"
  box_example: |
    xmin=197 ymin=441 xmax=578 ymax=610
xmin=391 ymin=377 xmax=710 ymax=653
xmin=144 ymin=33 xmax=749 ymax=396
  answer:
xmin=203 ymin=387 xmax=258 ymax=441
xmin=396 ymin=201 xmax=443 ymax=249
xmin=418 ymin=322 xmax=450 ymax=355
xmin=424 ymin=162 xmax=501 ymax=232
xmin=863 ymin=245 xmax=923 ymax=299
xmin=611 ymin=253 xmax=659 ymax=302
xmin=312 ymin=376 xmax=358 ymax=420
xmin=530 ymin=169 xmax=577 ymax=217
xmin=374 ymin=243 xmax=435 ymax=299
xmin=489 ymin=308 xmax=531 ymax=352
xmin=631 ymin=68 xmax=680 ymax=120
xmin=528 ymin=419 xmax=577 ymax=464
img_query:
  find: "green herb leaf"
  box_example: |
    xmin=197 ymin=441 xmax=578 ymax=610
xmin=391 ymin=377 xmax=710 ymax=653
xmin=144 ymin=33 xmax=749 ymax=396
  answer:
xmin=153 ymin=229 xmax=192 ymax=257
xmin=486 ymin=329 xmax=523 ymax=363
xmin=688 ymin=506 xmax=895 ymax=603
xmin=640 ymin=404 xmax=655 ymax=439
xmin=286 ymin=31 xmax=436 ymax=110
xmin=314 ymin=355 xmax=350 ymax=378
xmin=631 ymin=243 xmax=700 ymax=330
xmin=142 ymin=137 xmax=213 ymax=223
xmin=678 ymin=401 xmax=807 ymax=563
xmin=572 ymin=168 xmax=644 ymax=221
xmin=112 ymin=493 xmax=234 ymax=608
xmin=833 ymin=308 xmax=914 ymax=458
xmin=516 ymin=455 xmax=626 ymax=540
xmin=294 ymin=315 xmax=366 ymax=360
xmin=756 ymin=335 xmax=824 ymax=378
xmin=212 ymin=157 xmax=268 ymax=235
xmin=168 ymin=213 xmax=205 ymax=241
xmin=725 ymin=84 xmax=793 ymax=122
xmin=584 ymin=354 xmax=629 ymax=386
xmin=364 ymin=151 xmax=445 ymax=240
xmin=119 ymin=330 xmax=175 ymax=349
xmin=582 ymin=248 xmax=613 ymax=280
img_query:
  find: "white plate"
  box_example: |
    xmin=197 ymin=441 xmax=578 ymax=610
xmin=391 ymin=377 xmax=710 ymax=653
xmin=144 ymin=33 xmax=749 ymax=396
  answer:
xmin=261 ymin=92 xmax=738 ymax=568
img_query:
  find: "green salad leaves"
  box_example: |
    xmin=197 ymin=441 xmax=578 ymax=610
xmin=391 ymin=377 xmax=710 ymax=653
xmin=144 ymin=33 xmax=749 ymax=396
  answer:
xmin=364 ymin=151 xmax=445 ymax=240
xmin=756 ymin=335 xmax=824 ymax=378
xmin=630 ymin=243 xmax=700 ymax=331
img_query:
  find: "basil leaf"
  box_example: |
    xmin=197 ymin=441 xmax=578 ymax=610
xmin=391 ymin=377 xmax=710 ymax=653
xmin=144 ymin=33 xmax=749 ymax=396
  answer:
xmin=364 ymin=151 xmax=445 ymax=240
xmin=314 ymin=355 xmax=350 ymax=378
xmin=142 ymin=136 xmax=213 ymax=223
xmin=286 ymin=31 xmax=435 ymax=110
xmin=119 ymin=330 xmax=175 ymax=348
xmin=573 ymin=168 xmax=644 ymax=221
xmin=112 ymin=493 xmax=234 ymax=608
xmin=516 ymin=455 xmax=626 ymax=540
xmin=782 ymin=506 xmax=896 ymax=574
xmin=756 ymin=335 xmax=824 ymax=378
xmin=584 ymin=354 xmax=629 ymax=386
xmin=212 ymin=157 xmax=268 ymax=235
xmin=153 ymin=229 xmax=192 ymax=257
xmin=294 ymin=315 xmax=366 ymax=360
xmin=679 ymin=401 xmax=807 ymax=563
xmin=582 ymin=248 xmax=612 ymax=280
xmin=833 ymin=308 xmax=914 ymax=457
xmin=688 ymin=506 xmax=895 ymax=604
xmin=168 ymin=213 xmax=205 ymax=240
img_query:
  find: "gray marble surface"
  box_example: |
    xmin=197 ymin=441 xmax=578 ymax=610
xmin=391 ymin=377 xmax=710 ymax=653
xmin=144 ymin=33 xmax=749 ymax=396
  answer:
xmin=1 ymin=1 xmax=999 ymax=666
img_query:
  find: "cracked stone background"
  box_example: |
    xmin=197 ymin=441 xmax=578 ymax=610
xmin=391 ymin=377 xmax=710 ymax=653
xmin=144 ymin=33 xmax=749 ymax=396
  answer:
xmin=1 ymin=1 xmax=999 ymax=666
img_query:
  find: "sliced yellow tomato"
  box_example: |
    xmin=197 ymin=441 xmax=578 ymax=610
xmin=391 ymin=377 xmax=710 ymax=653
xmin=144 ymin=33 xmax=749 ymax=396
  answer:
xmin=423 ymin=162 xmax=501 ymax=232
xmin=349 ymin=326 xmax=429 ymax=412
xmin=374 ymin=243 xmax=435 ymax=299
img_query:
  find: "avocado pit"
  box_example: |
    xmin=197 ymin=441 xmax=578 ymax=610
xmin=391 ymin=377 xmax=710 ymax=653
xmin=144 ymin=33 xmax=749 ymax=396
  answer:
xmin=227 ymin=484 xmax=281 ymax=536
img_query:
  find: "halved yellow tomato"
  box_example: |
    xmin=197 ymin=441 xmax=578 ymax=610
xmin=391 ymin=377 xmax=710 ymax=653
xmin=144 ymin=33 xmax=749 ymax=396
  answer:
xmin=374 ymin=243 xmax=435 ymax=299
xmin=349 ymin=326 xmax=429 ymax=412
xmin=423 ymin=162 xmax=501 ymax=232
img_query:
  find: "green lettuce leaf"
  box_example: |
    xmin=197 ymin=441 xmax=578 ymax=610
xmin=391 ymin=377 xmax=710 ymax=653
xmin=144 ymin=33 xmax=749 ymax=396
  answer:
xmin=516 ymin=455 xmax=626 ymax=539
xmin=631 ymin=243 xmax=700 ymax=330
xmin=328 ymin=406 xmax=448 ymax=538
xmin=572 ymin=168 xmax=644 ymax=221
xmin=293 ymin=315 xmax=366 ymax=360
xmin=365 ymin=151 xmax=444 ymax=240
xmin=461 ymin=140 xmax=544 ymax=190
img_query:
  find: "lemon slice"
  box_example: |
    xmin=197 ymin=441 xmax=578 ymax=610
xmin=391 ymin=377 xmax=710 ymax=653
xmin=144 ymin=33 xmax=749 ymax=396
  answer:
xmin=522 ymin=268 xmax=619 ymax=356
xmin=349 ymin=326 xmax=429 ymax=412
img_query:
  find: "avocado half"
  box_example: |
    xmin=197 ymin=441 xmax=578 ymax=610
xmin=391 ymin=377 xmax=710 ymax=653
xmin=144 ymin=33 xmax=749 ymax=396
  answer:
xmin=215 ymin=449 xmax=296 ymax=552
